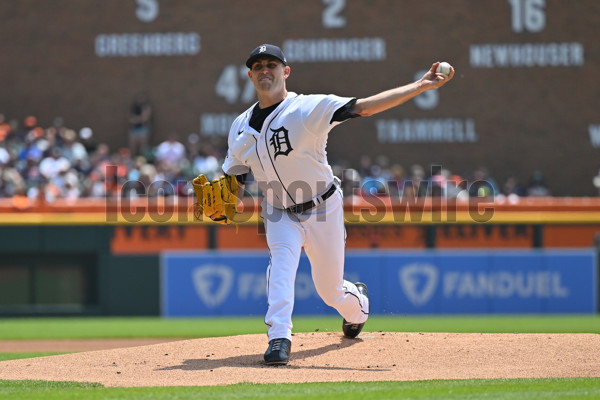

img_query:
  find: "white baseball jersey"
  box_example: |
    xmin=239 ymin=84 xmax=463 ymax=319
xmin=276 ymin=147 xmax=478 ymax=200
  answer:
xmin=222 ymin=91 xmax=369 ymax=342
xmin=222 ymin=92 xmax=353 ymax=209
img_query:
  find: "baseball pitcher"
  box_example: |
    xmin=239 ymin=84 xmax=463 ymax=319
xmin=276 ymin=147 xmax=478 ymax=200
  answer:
xmin=193 ymin=44 xmax=454 ymax=365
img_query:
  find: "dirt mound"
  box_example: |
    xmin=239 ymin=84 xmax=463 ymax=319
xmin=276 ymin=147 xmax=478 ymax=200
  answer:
xmin=0 ymin=332 xmax=599 ymax=387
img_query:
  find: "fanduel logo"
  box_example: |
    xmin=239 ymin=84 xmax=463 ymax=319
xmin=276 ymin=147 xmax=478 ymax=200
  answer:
xmin=399 ymin=263 xmax=439 ymax=306
xmin=443 ymin=271 xmax=569 ymax=298
xmin=192 ymin=264 xmax=234 ymax=308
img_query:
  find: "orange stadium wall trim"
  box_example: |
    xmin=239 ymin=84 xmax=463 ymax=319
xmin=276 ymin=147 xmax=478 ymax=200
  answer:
xmin=1 ymin=197 xmax=599 ymax=253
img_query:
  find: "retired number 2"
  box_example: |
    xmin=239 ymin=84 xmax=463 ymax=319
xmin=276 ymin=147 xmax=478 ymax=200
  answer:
xmin=322 ymin=0 xmax=346 ymax=28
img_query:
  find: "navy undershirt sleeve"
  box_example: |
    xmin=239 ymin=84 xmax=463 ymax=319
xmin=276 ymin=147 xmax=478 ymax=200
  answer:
xmin=330 ymin=98 xmax=360 ymax=123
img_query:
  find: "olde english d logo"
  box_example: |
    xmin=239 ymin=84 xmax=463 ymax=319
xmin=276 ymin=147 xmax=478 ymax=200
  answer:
xmin=399 ymin=263 xmax=439 ymax=306
xmin=192 ymin=264 xmax=234 ymax=308
xmin=269 ymin=126 xmax=293 ymax=159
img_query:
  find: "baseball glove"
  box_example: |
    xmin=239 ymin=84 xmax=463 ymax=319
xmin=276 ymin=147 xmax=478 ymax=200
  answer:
xmin=192 ymin=174 xmax=239 ymax=224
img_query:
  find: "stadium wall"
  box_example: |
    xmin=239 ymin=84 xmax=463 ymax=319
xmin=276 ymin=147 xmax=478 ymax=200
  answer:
xmin=0 ymin=222 xmax=598 ymax=316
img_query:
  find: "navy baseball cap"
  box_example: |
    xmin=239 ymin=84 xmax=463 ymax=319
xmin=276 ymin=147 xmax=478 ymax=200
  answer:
xmin=246 ymin=44 xmax=287 ymax=68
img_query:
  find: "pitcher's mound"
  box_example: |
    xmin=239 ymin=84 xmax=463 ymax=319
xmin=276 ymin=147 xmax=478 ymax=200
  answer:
xmin=0 ymin=332 xmax=599 ymax=387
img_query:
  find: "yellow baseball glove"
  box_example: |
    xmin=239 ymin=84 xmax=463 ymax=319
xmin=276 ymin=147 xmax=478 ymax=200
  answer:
xmin=192 ymin=174 xmax=239 ymax=224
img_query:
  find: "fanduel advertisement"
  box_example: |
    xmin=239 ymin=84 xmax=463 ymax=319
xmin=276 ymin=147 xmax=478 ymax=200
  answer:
xmin=160 ymin=250 xmax=597 ymax=316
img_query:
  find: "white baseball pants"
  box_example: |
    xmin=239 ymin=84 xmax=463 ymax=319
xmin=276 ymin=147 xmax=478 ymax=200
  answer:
xmin=262 ymin=190 xmax=370 ymax=342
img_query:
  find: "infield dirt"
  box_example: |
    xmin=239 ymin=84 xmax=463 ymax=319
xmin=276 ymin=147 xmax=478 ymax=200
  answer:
xmin=0 ymin=332 xmax=599 ymax=387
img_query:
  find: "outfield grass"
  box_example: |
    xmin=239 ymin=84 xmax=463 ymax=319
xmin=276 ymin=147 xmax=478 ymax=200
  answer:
xmin=0 ymin=353 xmax=63 ymax=362
xmin=0 ymin=315 xmax=598 ymax=339
xmin=1 ymin=378 xmax=599 ymax=400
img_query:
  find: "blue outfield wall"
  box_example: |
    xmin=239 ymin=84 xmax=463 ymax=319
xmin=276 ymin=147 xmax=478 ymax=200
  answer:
xmin=160 ymin=249 xmax=598 ymax=317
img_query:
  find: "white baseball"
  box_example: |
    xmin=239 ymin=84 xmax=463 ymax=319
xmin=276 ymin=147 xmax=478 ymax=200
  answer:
xmin=436 ymin=62 xmax=451 ymax=77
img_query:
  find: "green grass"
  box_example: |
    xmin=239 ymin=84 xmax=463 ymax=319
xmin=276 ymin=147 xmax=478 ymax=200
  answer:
xmin=0 ymin=315 xmax=598 ymax=340
xmin=0 ymin=352 xmax=63 ymax=362
xmin=0 ymin=378 xmax=599 ymax=400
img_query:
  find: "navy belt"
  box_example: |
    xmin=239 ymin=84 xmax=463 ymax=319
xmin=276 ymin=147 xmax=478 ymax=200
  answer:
xmin=286 ymin=183 xmax=337 ymax=214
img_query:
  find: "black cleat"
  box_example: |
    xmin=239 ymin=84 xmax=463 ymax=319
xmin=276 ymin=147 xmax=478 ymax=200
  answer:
xmin=343 ymin=282 xmax=369 ymax=339
xmin=264 ymin=338 xmax=291 ymax=365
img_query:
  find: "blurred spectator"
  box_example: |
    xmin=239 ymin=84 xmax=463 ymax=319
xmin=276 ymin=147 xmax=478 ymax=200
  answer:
xmin=1 ymin=164 xmax=25 ymax=197
xmin=90 ymin=143 xmax=111 ymax=165
xmin=0 ymin=145 xmax=9 ymax=165
xmin=429 ymin=165 xmax=446 ymax=197
xmin=83 ymin=170 xmax=106 ymax=198
xmin=17 ymin=131 xmax=45 ymax=164
xmin=18 ymin=115 xmax=38 ymax=142
xmin=50 ymin=117 xmax=66 ymax=145
xmin=4 ymin=117 xmax=19 ymax=143
xmin=357 ymin=155 xmax=373 ymax=178
xmin=502 ymin=175 xmax=526 ymax=197
xmin=446 ymin=173 xmax=468 ymax=200
xmin=340 ymin=168 xmax=361 ymax=198
xmin=468 ymin=167 xmax=498 ymax=198
xmin=403 ymin=164 xmax=428 ymax=197
xmin=192 ymin=142 xmax=220 ymax=180
xmin=79 ymin=127 xmax=97 ymax=154
xmin=155 ymin=133 xmax=186 ymax=166
xmin=24 ymin=162 xmax=43 ymax=199
xmin=387 ymin=164 xmax=406 ymax=197
xmin=0 ymin=114 xmax=11 ymax=141
xmin=361 ymin=164 xmax=387 ymax=196
xmin=527 ymin=170 xmax=551 ymax=197
xmin=60 ymin=129 xmax=88 ymax=164
xmin=0 ymin=111 xmax=567 ymax=201
xmin=128 ymin=92 xmax=152 ymax=157
xmin=593 ymin=168 xmax=600 ymax=195
xmin=374 ymin=155 xmax=392 ymax=180
xmin=39 ymin=147 xmax=70 ymax=180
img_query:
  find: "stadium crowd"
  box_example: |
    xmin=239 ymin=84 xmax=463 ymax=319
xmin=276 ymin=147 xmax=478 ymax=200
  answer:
xmin=0 ymin=113 xmax=555 ymax=203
